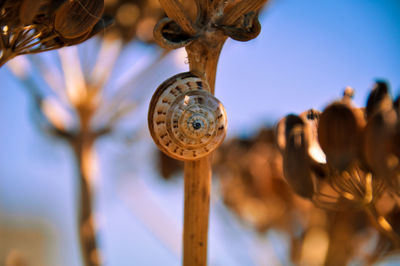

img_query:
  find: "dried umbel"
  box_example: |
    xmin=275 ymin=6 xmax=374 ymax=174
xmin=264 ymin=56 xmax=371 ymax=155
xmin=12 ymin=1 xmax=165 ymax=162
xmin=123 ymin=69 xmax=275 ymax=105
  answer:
xmin=148 ymin=72 xmax=227 ymax=161
xmin=153 ymin=0 xmax=267 ymax=50
xmin=277 ymin=82 xmax=400 ymax=252
xmin=0 ymin=0 xmax=111 ymax=66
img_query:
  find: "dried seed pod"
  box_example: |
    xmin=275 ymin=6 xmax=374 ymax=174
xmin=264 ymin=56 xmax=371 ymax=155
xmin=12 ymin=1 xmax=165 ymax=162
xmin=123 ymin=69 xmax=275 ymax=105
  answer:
xmin=281 ymin=114 xmax=315 ymax=198
xmin=366 ymin=81 xmax=392 ymax=119
xmin=364 ymin=107 xmax=398 ymax=179
xmin=153 ymin=17 xmax=195 ymax=49
xmin=220 ymin=12 xmax=261 ymax=42
xmin=364 ymin=85 xmax=399 ymax=182
xmin=394 ymin=96 xmax=400 ymax=116
xmin=19 ymin=0 xmax=44 ymax=25
xmin=55 ymin=0 xmax=104 ymax=39
xmin=148 ymin=72 xmax=227 ymax=161
xmin=276 ymin=117 xmax=288 ymax=153
xmin=318 ymin=102 xmax=366 ymax=171
xmin=300 ymin=109 xmax=325 ymax=162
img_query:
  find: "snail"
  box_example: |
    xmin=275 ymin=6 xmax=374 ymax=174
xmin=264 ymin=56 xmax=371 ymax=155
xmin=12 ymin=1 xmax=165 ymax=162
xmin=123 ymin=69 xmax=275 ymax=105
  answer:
xmin=148 ymin=72 xmax=227 ymax=161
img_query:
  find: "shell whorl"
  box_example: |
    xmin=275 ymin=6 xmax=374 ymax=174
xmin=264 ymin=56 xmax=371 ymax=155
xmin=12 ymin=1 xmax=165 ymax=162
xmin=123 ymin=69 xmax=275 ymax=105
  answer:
xmin=148 ymin=72 xmax=227 ymax=161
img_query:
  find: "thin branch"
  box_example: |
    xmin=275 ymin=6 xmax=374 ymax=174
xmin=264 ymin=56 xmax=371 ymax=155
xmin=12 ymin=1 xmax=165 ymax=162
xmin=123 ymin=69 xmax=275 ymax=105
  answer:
xmin=29 ymin=54 xmax=70 ymax=106
xmin=19 ymin=44 xmax=63 ymax=55
xmin=8 ymin=65 xmax=74 ymax=140
xmin=159 ymin=0 xmax=196 ymax=35
xmin=90 ymin=37 xmax=123 ymax=90
xmin=95 ymin=50 xmax=168 ymax=122
xmin=59 ymin=46 xmax=87 ymax=106
xmin=103 ymin=102 xmax=138 ymax=130
xmin=221 ymin=0 xmax=267 ymax=26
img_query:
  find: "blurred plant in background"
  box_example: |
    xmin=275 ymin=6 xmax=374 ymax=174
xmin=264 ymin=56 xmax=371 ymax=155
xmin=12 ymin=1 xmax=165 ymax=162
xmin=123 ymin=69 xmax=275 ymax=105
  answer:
xmin=156 ymin=117 xmax=400 ymax=265
xmin=277 ymin=83 xmax=400 ymax=264
xmin=6 ymin=0 xmax=167 ymax=265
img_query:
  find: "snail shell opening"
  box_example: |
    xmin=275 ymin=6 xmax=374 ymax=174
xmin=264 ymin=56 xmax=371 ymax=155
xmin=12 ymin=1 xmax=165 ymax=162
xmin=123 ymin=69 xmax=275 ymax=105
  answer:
xmin=148 ymin=72 xmax=228 ymax=161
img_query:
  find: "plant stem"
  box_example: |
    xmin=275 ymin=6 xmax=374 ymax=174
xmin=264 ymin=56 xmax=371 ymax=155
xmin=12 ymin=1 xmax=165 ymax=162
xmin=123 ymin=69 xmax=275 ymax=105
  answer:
xmin=186 ymin=38 xmax=226 ymax=92
xmin=364 ymin=204 xmax=400 ymax=248
xmin=74 ymin=136 xmax=101 ymax=266
xmin=182 ymin=34 xmax=226 ymax=266
xmin=183 ymin=157 xmax=212 ymax=266
xmin=72 ymin=100 xmax=101 ymax=266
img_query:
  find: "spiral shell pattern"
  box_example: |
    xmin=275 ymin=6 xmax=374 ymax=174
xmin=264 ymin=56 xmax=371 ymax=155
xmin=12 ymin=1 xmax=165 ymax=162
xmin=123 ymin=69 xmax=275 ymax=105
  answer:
xmin=148 ymin=72 xmax=227 ymax=161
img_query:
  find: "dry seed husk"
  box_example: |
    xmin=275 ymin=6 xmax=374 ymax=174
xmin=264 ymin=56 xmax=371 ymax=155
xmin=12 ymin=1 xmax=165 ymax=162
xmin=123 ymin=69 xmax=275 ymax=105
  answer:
xmin=19 ymin=0 xmax=44 ymax=25
xmin=300 ymin=109 xmax=328 ymax=179
xmin=221 ymin=12 xmax=261 ymax=42
xmin=364 ymin=108 xmax=398 ymax=179
xmin=85 ymin=15 xmax=114 ymax=39
xmin=299 ymin=109 xmax=321 ymax=159
xmin=153 ymin=17 xmax=195 ymax=49
xmin=55 ymin=0 xmax=104 ymax=39
xmin=366 ymin=81 xmax=392 ymax=119
xmin=282 ymin=114 xmax=315 ymax=198
xmin=276 ymin=116 xmax=288 ymax=153
xmin=318 ymin=102 xmax=366 ymax=171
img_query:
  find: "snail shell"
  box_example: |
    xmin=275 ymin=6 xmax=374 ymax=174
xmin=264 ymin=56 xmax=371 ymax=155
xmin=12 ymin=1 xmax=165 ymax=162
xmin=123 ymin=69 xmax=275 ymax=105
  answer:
xmin=148 ymin=72 xmax=227 ymax=161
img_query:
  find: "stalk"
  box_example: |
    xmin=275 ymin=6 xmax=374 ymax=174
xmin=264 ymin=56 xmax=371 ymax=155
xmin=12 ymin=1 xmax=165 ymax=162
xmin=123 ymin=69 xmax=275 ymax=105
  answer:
xmin=72 ymin=104 xmax=101 ymax=266
xmin=182 ymin=35 xmax=226 ymax=266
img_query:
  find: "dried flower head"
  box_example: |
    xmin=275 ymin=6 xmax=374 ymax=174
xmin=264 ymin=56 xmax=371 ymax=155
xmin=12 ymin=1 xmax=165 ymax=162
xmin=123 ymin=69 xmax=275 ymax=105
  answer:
xmin=153 ymin=0 xmax=267 ymax=50
xmin=277 ymin=81 xmax=400 ymax=252
xmin=0 ymin=0 xmax=111 ymax=66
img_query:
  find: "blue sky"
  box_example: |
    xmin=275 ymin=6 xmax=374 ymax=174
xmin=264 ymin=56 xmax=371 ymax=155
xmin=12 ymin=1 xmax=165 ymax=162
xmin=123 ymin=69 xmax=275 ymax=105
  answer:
xmin=0 ymin=0 xmax=399 ymax=265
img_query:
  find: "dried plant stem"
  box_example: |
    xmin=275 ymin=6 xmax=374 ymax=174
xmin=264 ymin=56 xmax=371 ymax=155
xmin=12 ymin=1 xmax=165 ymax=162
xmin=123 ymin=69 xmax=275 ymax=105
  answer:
xmin=72 ymin=89 xmax=101 ymax=266
xmin=183 ymin=157 xmax=212 ymax=266
xmin=0 ymin=50 xmax=15 ymax=67
xmin=182 ymin=35 xmax=226 ymax=266
xmin=186 ymin=39 xmax=226 ymax=93
xmin=364 ymin=204 xmax=400 ymax=248
xmin=73 ymin=130 xmax=101 ymax=266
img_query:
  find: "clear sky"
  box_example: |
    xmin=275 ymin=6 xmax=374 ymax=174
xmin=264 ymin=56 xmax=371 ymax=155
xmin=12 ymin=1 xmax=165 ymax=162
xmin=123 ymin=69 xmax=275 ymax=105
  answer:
xmin=0 ymin=0 xmax=400 ymax=265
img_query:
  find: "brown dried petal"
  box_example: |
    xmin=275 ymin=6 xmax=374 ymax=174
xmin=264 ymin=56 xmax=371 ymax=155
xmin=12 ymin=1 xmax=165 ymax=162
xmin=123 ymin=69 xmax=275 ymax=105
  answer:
xmin=55 ymin=0 xmax=105 ymax=39
xmin=364 ymin=108 xmax=398 ymax=179
xmin=153 ymin=17 xmax=195 ymax=49
xmin=158 ymin=0 xmax=196 ymax=35
xmin=220 ymin=12 xmax=261 ymax=42
xmin=282 ymin=114 xmax=315 ymax=198
xmin=221 ymin=0 xmax=267 ymax=26
xmin=276 ymin=116 xmax=288 ymax=153
xmin=84 ymin=15 xmax=114 ymax=39
xmin=366 ymin=81 xmax=393 ymax=119
xmin=318 ymin=102 xmax=366 ymax=171
xmin=48 ymin=0 xmax=69 ymax=14
xmin=19 ymin=0 xmax=44 ymax=25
